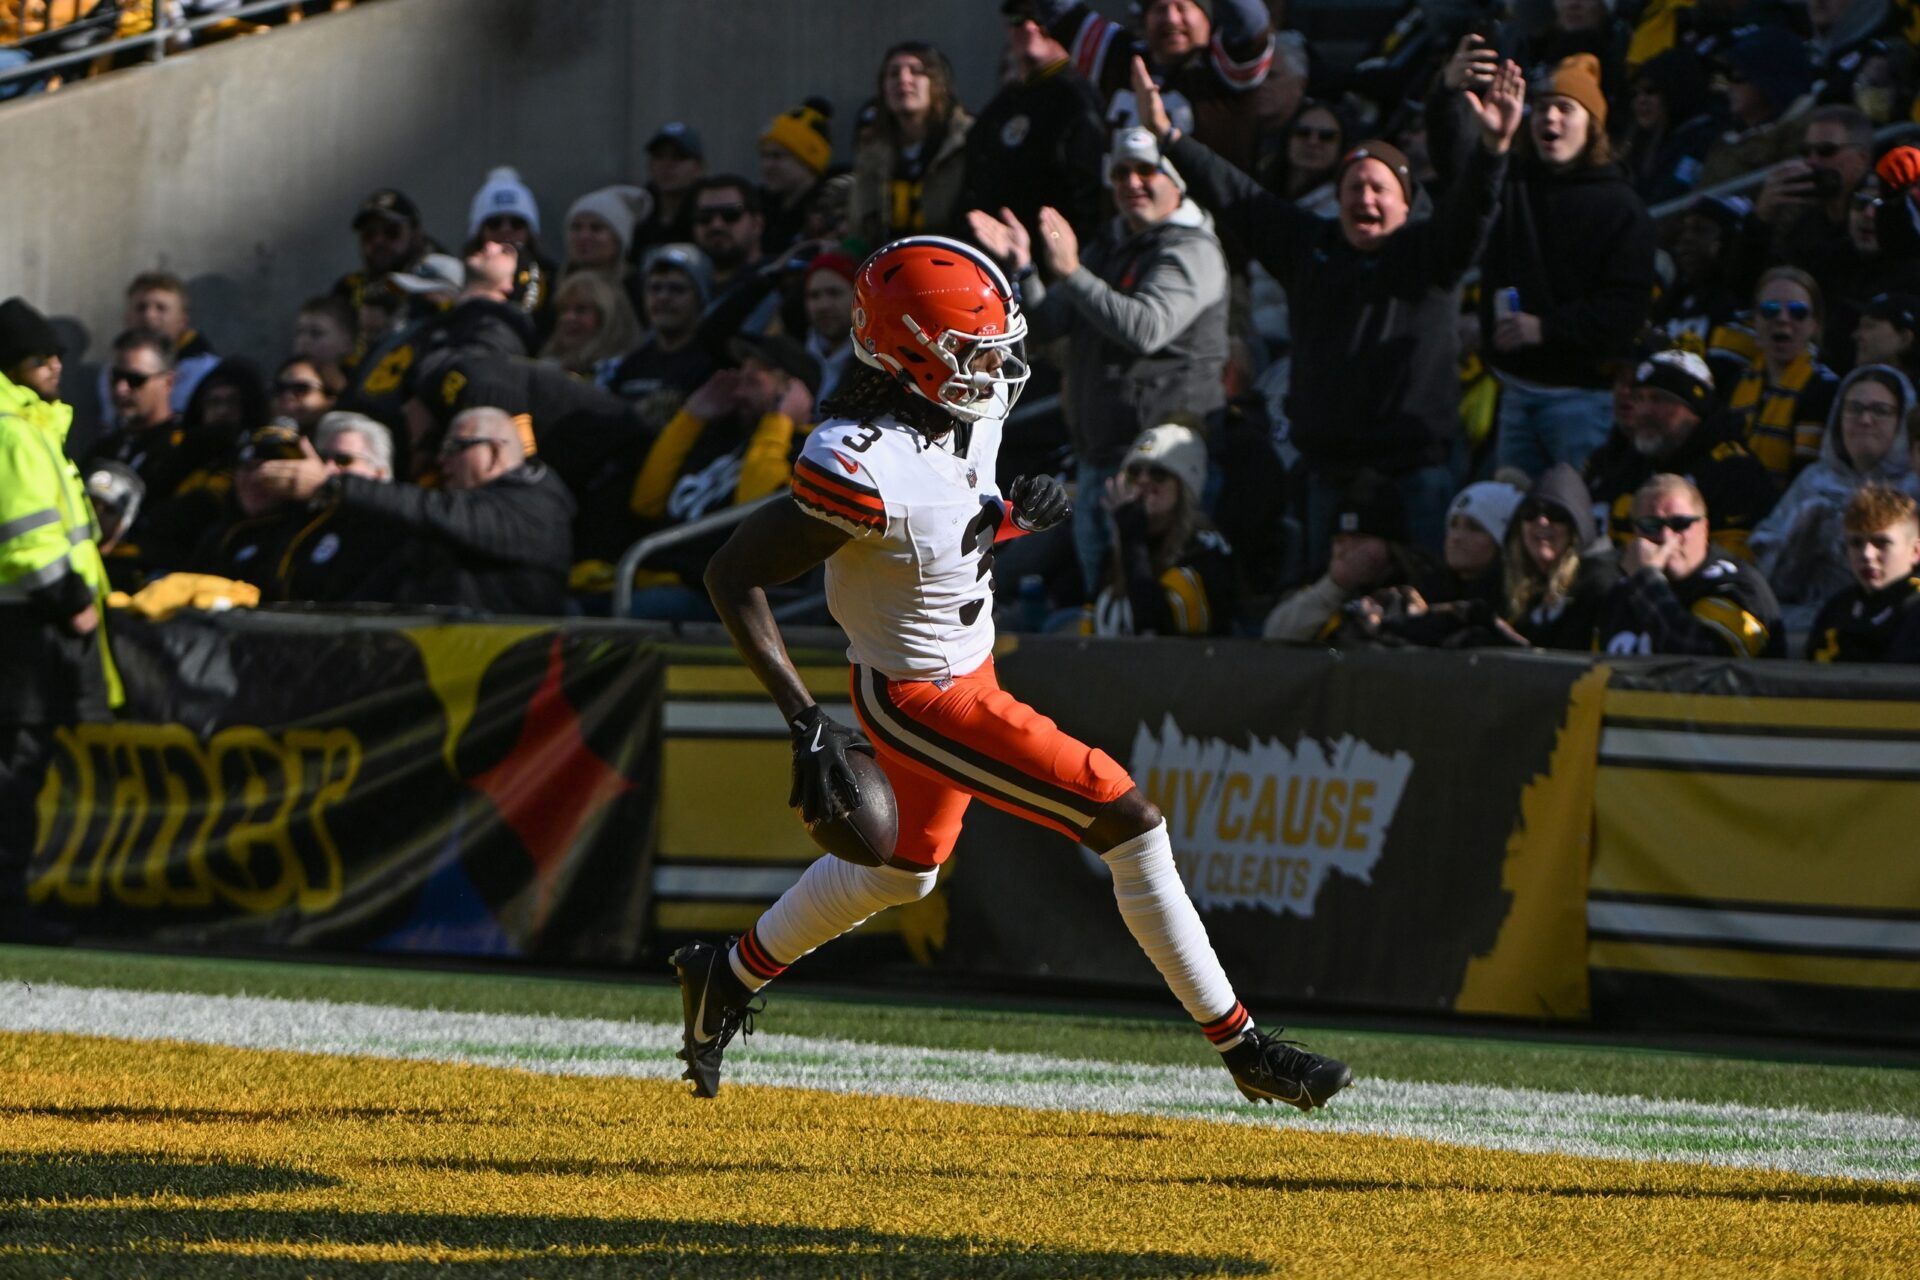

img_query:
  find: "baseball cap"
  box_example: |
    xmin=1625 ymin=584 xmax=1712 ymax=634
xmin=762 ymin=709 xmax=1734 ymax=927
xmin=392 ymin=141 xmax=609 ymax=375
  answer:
xmin=1106 ymin=126 xmax=1186 ymax=192
xmin=1632 ymin=348 xmax=1714 ymax=414
xmin=1860 ymin=291 xmax=1920 ymax=331
xmin=1121 ymin=423 xmax=1207 ymax=502
xmin=647 ymin=121 xmax=704 ymax=160
xmin=235 ymin=422 xmax=306 ymax=464
xmin=387 ymin=253 xmax=466 ymax=298
xmin=1333 ymin=471 xmax=1409 ymax=543
xmin=352 ymin=188 xmax=420 ymax=231
xmin=730 ymin=332 xmax=822 ymax=400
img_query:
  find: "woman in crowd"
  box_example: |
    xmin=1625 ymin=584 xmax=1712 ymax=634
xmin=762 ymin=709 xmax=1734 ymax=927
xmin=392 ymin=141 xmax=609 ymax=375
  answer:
xmin=562 ymin=184 xmax=652 ymax=318
xmin=1259 ymin=99 xmax=1346 ymax=216
xmin=1620 ymin=48 xmax=1719 ymax=206
xmin=270 ymin=355 xmax=343 ymax=434
xmin=1087 ymin=424 xmax=1235 ymax=637
xmin=1497 ymin=463 xmax=1619 ymax=649
xmin=850 ymin=41 xmax=972 ymax=244
xmin=1723 ymin=265 xmax=1840 ymax=485
xmin=539 ymin=271 xmax=641 ymax=382
xmin=1752 ymin=364 xmax=1915 ymax=629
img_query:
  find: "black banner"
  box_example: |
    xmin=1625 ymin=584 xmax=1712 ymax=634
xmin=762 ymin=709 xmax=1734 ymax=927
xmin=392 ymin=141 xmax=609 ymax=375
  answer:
xmin=938 ymin=640 xmax=1604 ymax=1018
xmin=27 ymin=611 xmax=661 ymax=964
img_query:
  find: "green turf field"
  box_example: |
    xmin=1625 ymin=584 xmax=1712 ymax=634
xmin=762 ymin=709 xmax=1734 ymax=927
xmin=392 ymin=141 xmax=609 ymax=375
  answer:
xmin=3 ymin=946 xmax=1917 ymax=1277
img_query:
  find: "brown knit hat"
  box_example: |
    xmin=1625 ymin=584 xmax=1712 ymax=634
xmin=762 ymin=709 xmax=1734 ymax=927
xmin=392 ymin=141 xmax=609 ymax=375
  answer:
xmin=1540 ymin=54 xmax=1607 ymax=133
xmin=1337 ymin=139 xmax=1414 ymax=202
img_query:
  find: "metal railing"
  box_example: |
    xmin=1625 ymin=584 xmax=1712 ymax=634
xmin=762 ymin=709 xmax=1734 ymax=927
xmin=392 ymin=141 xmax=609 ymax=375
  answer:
xmin=610 ymin=393 xmax=1065 ymax=617
xmin=1646 ymin=120 xmax=1920 ymax=221
xmin=0 ymin=0 xmax=336 ymax=91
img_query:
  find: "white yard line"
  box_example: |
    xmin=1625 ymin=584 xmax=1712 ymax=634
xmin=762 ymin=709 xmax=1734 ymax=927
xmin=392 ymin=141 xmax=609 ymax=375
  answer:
xmin=4 ymin=981 xmax=1915 ymax=1184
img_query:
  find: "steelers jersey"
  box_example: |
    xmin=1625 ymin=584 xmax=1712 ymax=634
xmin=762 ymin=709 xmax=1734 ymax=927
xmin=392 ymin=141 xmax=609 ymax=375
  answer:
xmin=790 ymin=409 xmax=1007 ymax=683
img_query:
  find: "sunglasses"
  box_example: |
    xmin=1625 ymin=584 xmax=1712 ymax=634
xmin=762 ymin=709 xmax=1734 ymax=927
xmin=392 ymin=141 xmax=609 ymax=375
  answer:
xmin=110 ymin=367 xmax=160 ymax=389
xmin=1124 ymin=463 xmax=1174 ymax=482
xmin=274 ymin=378 xmax=324 ymax=396
xmin=1632 ymin=514 xmax=1704 ymax=537
xmin=1293 ymin=125 xmax=1339 ymax=142
xmin=322 ymin=451 xmax=373 ymax=468
xmin=1516 ymin=500 xmax=1572 ymax=525
xmin=1803 ymin=141 xmax=1846 ymax=159
xmin=694 ymin=205 xmax=748 ymax=225
xmin=480 ymin=214 xmax=527 ymax=231
xmin=1854 ymin=192 xmax=1884 ymax=210
xmin=1757 ymin=299 xmax=1813 ymax=321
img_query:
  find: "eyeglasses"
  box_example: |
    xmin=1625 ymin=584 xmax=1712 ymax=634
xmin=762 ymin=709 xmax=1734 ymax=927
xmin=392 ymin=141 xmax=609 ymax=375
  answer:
xmin=1631 ymin=514 xmax=1704 ymax=537
xmin=109 ymin=367 xmax=160 ymax=389
xmin=1854 ymin=192 xmax=1884 ymax=210
xmin=1757 ymin=299 xmax=1813 ymax=321
xmin=1803 ymin=141 xmax=1846 ymax=160
xmin=1842 ymin=399 xmax=1899 ymax=420
xmin=1292 ymin=125 xmax=1339 ymax=142
xmin=438 ymin=435 xmax=500 ymax=457
xmin=274 ymin=378 xmax=324 ymax=397
xmin=694 ymin=205 xmax=748 ymax=225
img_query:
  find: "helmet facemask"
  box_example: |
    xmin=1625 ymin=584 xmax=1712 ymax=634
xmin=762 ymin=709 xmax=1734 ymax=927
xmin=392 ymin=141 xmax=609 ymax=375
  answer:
xmin=903 ymin=311 xmax=1031 ymax=421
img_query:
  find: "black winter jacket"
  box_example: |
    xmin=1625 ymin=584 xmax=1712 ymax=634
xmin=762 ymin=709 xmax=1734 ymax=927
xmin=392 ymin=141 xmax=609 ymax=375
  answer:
xmin=1167 ymin=131 xmax=1507 ymax=475
xmin=334 ymin=463 xmax=574 ymax=616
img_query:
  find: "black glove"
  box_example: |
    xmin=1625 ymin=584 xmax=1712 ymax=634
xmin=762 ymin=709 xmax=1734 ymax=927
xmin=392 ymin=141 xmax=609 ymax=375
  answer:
xmin=1007 ymin=474 xmax=1071 ymax=533
xmin=787 ymin=704 xmax=870 ymax=824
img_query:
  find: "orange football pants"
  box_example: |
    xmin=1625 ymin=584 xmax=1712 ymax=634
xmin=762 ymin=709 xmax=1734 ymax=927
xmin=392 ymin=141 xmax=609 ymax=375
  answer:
xmin=847 ymin=656 xmax=1134 ymax=867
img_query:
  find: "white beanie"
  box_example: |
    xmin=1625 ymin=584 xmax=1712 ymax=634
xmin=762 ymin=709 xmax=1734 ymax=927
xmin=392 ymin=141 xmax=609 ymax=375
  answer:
xmin=1121 ymin=423 xmax=1208 ymax=503
xmin=1448 ymin=481 xmax=1526 ymax=545
xmin=565 ymin=185 xmax=654 ymax=260
xmin=469 ymin=165 xmax=541 ymax=236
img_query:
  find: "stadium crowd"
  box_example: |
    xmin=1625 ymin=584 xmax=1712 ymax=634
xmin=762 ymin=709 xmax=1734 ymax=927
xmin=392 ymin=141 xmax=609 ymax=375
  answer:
xmin=8 ymin=0 xmax=1920 ymax=669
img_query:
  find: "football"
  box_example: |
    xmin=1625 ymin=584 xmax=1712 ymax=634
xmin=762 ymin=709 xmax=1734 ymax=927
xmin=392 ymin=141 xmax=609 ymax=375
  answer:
xmin=804 ymin=750 xmax=899 ymax=866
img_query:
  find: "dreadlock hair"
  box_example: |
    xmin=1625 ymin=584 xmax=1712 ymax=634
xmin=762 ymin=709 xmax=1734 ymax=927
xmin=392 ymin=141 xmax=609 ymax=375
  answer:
xmin=819 ymin=362 xmax=957 ymax=436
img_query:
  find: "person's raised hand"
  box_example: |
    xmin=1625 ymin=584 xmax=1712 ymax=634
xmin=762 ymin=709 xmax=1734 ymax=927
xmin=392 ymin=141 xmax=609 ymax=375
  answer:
xmin=685 ymin=369 xmax=742 ymax=420
xmin=1876 ymin=145 xmax=1920 ymax=195
xmin=967 ymin=207 xmax=1032 ymax=272
xmin=1036 ymin=206 xmax=1080 ymax=276
xmin=1469 ymin=58 xmax=1526 ymax=152
xmin=1443 ymin=34 xmax=1499 ymax=92
xmin=1130 ymin=55 xmax=1174 ymax=141
xmin=1755 ymin=160 xmax=1818 ymax=222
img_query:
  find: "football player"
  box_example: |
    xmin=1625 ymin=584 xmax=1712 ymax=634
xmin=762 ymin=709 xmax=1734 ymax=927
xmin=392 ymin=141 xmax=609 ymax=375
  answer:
xmin=674 ymin=235 xmax=1351 ymax=1111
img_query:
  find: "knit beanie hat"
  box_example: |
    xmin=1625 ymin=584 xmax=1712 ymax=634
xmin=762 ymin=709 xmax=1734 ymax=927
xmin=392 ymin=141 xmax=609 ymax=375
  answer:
xmin=1333 ymin=470 xmax=1409 ymax=543
xmin=642 ymin=242 xmax=715 ymax=308
xmin=1337 ymin=139 xmax=1414 ymax=202
xmin=1541 ymin=54 xmax=1608 ymax=134
xmin=469 ymin=166 xmax=541 ymax=237
xmin=565 ymin=185 xmax=654 ymax=261
xmin=805 ymin=250 xmax=860 ymax=286
xmin=1728 ymin=26 xmax=1816 ymax=116
xmin=1448 ymin=481 xmax=1525 ymax=545
xmin=0 ymin=296 xmax=63 ymax=369
xmin=1633 ymin=349 xmax=1715 ymax=415
xmin=762 ymin=99 xmax=834 ymax=177
xmin=1122 ymin=423 xmax=1208 ymax=504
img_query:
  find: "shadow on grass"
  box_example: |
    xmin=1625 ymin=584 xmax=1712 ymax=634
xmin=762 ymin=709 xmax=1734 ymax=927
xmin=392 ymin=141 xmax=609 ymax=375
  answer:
xmin=1 ymin=1103 xmax=455 ymax=1125
xmin=1192 ymin=1174 xmax=1919 ymax=1205
xmin=0 ymin=1206 xmax=1263 ymax=1278
xmin=0 ymin=1152 xmax=338 ymax=1203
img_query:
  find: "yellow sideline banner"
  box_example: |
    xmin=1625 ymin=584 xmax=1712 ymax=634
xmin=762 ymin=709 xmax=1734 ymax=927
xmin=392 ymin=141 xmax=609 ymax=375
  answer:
xmin=1591 ymin=668 xmax=1920 ymax=1040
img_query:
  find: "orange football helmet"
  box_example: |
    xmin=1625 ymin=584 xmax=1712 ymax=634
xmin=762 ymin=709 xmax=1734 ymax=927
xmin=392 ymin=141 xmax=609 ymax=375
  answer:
xmin=850 ymin=236 xmax=1030 ymax=421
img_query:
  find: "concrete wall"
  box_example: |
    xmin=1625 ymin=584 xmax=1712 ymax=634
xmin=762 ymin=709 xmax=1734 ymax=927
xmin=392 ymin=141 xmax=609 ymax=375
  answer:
xmin=0 ymin=0 xmax=1046 ymax=426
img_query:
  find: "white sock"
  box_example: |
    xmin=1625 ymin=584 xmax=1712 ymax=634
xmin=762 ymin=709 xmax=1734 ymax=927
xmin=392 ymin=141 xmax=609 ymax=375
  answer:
xmin=730 ymin=856 xmax=936 ymax=990
xmin=1100 ymin=821 xmax=1250 ymax=1050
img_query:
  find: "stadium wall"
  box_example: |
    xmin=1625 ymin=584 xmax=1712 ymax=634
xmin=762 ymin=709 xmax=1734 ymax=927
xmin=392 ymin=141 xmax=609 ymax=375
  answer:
xmin=0 ymin=0 xmax=1018 ymax=428
xmin=26 ymin=613 xmax=1919 ymax=1041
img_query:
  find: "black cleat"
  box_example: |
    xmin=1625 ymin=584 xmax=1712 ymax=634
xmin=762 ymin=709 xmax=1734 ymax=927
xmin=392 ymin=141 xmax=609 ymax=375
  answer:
xmin=1227 ymin=1028 xmax=1351 ymax=1112
xmin=670 ymin=938 xmax=761 ymax=1099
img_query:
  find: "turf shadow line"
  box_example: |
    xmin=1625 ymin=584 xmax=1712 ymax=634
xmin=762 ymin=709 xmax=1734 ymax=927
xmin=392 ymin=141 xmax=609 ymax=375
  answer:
xmin=1190 ymin=1174 xmax=1920 ymax=1206
xmin=0 ymin=1207 xmax=1266 ymax=1279
xmin=0 ymin=1152 xmax=338 ymax=1203
xmin=370 ymin=1154 xmax=1205 ymax=1187
xmin=0 ymin=1103 xmax=457 ymax=1125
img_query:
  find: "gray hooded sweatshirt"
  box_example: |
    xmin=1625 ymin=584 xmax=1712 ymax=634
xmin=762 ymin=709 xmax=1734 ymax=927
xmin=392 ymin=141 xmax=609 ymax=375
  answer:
xmin=1751 ymin=363 xmax=1915 ymax=629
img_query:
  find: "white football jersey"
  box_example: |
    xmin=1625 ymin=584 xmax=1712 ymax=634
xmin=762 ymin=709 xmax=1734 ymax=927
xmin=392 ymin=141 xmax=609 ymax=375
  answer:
xmin=790 ymin=408 xmax=1007 ymax=682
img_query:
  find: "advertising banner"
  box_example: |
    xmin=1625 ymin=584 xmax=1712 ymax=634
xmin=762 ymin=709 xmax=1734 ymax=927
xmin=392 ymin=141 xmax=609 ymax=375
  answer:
xmin=26 ymin=612 xmax=661 ymax=964
xmin=937 ymin=641 xmax=1606 ymax=1019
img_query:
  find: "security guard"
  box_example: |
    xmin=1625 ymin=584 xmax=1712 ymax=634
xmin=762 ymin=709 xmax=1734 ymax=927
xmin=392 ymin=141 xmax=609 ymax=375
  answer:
xmin=0 ymin=297 xmax=122 ymax=941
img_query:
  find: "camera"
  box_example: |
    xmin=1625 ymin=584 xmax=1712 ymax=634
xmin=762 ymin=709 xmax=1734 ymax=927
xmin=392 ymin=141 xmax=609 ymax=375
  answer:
xmin=1809 ymin=167 xmax=1843 ymax=199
